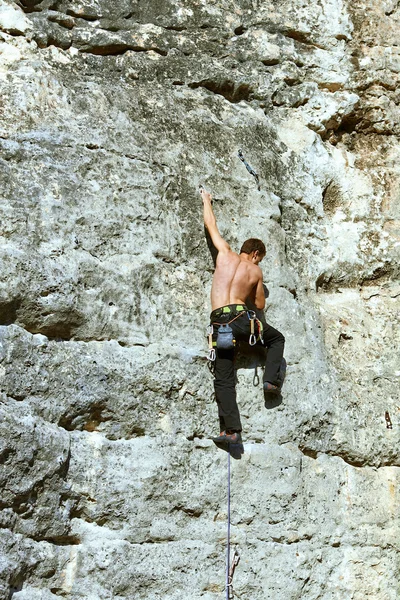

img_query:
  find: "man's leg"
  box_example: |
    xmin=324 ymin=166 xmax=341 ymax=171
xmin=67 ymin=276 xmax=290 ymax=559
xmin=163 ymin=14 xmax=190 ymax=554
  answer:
xmin=213 ymin=347 xmax=242 ymax=433
xmin=262 ymin=324 xmax=285 ymax=387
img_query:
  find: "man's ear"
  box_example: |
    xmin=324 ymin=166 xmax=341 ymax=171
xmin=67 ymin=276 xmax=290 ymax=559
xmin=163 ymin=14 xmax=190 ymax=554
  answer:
xmin=252 ymin=250 xmax=259 ymax=262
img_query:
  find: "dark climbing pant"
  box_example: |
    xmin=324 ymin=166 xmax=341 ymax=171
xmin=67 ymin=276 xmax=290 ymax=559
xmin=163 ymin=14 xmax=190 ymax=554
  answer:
xmin=210 ymin=307 xmax=285 ymax=433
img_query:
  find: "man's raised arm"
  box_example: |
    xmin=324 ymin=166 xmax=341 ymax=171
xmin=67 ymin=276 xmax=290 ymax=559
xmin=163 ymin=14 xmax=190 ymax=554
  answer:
xmin=200 ymin=188 xmax=231 ymax=254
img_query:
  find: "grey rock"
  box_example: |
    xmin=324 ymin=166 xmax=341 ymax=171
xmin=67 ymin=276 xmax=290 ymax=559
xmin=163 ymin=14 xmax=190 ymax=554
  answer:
xmin=0 ymin=0 xmax=400 ymax=598
xmin=0 ymin=2 xmax=31 ymax=35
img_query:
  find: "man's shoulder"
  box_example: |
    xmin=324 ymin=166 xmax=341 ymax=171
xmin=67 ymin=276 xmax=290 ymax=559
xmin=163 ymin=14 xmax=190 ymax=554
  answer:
xmin=253 ymin=263 xmax=263 ymax=278
xmin=217 ymin=248 xmax=240 ymax=262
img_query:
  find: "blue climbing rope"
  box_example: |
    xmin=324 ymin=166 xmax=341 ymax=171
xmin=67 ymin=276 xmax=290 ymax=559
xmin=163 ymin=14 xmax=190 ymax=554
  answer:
xmin=226 ymin=446 xmax=240 ymax=598
xmin=226 ymin=446 xmax=231 ymax=600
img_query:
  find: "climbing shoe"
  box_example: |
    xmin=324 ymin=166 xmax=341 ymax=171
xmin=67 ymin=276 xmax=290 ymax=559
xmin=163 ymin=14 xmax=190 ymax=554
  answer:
xmin=212 ymin=431 xmax=242 ymax=444
xmin=263 ymin=381 xmax=280 ymax=394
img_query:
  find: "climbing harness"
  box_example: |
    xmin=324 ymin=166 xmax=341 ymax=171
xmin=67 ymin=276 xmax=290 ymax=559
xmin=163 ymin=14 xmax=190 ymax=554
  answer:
xmin=207 ymin=309 xmax=245 ymax=362
xmin=208 ymin=307 xmax=264 ymax=361
xmin=226 ymin=445 xmax=240 ymax=599
xmin=238 ymin=149 xmax=261 ymax=191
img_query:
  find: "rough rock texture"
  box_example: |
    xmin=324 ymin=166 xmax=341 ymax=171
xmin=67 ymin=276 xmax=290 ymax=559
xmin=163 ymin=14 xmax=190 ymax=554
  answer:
xmin=0 ymin=0 xmax=399 ymax=598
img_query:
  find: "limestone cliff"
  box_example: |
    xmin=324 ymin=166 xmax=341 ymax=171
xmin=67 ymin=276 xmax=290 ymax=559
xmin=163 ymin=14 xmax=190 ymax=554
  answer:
xmin=0 ymin=0 xmax=399 ymax=598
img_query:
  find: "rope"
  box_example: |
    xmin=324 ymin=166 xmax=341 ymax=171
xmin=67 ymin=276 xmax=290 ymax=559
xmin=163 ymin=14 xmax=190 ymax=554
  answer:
xmin=226 ymin=446 xmax=231 ymax=600
xmin=225 ymin=445 xmax=240 ymax=598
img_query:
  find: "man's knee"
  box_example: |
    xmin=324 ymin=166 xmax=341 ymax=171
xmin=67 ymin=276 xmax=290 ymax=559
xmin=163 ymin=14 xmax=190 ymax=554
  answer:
xmin=263 ymin=328 xmax=285 ymax=346
xmin=214 ymin=379 xmax=235 ymax=392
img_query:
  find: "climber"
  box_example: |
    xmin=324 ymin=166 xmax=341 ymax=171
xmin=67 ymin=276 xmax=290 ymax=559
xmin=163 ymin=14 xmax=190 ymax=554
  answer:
xmin=201 ymin=187 xmax=285 ymax=444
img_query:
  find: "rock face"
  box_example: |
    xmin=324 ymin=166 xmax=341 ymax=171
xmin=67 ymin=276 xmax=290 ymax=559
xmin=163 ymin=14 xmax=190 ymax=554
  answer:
xmin=0 ymin=0 xmax=399 ymax=598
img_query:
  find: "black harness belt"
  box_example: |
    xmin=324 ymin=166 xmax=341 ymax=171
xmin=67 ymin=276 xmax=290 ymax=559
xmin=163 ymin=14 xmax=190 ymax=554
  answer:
xmin=210 ymin=304 xmax=247 ymax=321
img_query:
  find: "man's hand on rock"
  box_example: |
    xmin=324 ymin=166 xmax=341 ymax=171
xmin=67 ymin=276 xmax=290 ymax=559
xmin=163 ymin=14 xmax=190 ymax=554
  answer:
xmin=199 ymin=187 xmax=212 ymax=204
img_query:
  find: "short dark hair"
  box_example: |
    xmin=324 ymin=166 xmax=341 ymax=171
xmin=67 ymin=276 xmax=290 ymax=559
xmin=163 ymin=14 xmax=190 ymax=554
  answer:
xmin=240 ymin=238 xmax=266 ymax=256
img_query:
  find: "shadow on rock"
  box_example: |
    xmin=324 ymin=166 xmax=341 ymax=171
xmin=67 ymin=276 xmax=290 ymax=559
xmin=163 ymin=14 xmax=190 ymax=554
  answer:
xmin=235 ymin=343 xmax=266 ymax=375
xmin=264 ymin=389 xmax=283 ymax=409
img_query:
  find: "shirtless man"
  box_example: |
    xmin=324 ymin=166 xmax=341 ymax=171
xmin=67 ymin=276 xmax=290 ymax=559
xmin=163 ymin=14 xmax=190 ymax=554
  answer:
xmin=201 ymin=188 xmax=285 ymax=443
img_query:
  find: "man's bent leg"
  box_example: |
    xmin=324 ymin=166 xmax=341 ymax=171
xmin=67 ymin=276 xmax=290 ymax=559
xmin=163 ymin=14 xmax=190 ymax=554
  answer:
xmin=213 ymin=348 xmax=242 ymax=432
xmin=262 ymin=324 xmax=285 ymax=387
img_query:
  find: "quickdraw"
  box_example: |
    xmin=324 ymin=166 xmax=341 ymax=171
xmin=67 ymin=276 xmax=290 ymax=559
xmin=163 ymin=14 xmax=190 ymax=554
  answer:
xmin=247 ymin=310 xmax=264 ymax=347
xmin=227 ymin=550 xmax=240 ymax=600
xmin=238 ymin=148 xmax=261 ymax=191
xmin=207 ymin=324 xmax=216 ymax=362
xmin=247 ymin=310 xmax=257 ymax=346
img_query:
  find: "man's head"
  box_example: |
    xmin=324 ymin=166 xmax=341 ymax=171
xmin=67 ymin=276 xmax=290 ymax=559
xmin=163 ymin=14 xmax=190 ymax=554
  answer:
xmin=240 ymin=238 xmax=266 ymax=264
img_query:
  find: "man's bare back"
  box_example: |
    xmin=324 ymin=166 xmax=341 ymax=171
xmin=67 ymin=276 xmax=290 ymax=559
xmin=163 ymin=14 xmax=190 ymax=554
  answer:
xmin=201 ymin=188 xmax=265 ymax=311
xmin=211 ymin=251 xmax=264 ymax=311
